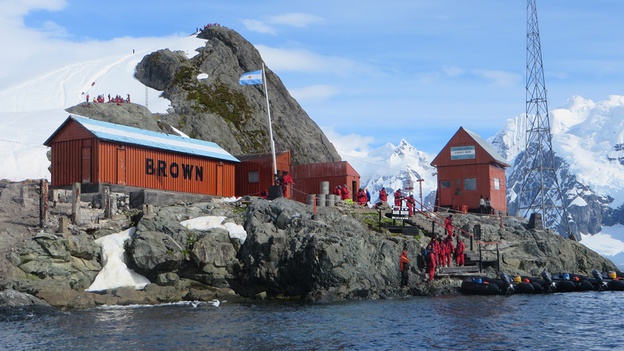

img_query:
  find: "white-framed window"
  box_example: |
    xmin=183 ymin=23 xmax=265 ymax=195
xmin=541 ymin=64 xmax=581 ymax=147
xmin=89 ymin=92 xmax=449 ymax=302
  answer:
xmin=494 ymin=178 xmax=500 ymax=190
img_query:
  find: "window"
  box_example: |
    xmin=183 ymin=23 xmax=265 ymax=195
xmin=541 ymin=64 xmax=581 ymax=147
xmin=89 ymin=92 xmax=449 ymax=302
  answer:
xmin=440 ymin=180 xmax=451 ymax=188
xmin=494 ymin=178 xmax=500 ymax=190
xmin=464 ymin=178 xmax=477 ymax=191
xmin=248 ymin=171 xmax=259 ymax=183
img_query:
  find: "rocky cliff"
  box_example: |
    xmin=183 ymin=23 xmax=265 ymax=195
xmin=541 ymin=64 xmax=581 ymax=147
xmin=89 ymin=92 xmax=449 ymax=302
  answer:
xmin=65 ymin=26 xmax=341 ymax=166
xmin=133 ymin=26 xmax=341 ymax=165
xmin=0 ymin=181 xmax=618 ymax=309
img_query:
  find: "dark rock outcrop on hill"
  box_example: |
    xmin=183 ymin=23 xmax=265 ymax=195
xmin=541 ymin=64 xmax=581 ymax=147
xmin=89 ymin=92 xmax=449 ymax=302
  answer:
xmin=133 ymin=26 xmax=341 ymax=165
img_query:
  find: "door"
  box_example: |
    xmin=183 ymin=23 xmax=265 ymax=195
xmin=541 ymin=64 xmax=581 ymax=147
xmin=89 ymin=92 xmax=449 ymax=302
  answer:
xmin=216 ymin=162 xmax=223 ymax=196
xmin=117 ymin=148 xmax=126 ymax=185
xmin=439 ymin=180 xmax=452 ymax=206
xmin=81 ymin=147 xmax=91 ymax=183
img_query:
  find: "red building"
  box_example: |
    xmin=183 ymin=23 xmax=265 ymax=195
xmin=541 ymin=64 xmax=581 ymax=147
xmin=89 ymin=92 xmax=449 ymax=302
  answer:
xmin=44 ymin=115 xmax=239 ymax=196
xmin=430 ymin=127 xmax=510 ymax=214
xmin=290 ymin=161 xmax=360 ymax=203
xmin=234 ymin=151 xmax=291 ymax=198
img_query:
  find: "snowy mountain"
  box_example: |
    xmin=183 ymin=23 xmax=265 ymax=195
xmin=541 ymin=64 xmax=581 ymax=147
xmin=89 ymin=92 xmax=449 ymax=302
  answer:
xmin=489 ymin=95 xmax=624 ymax=267
xmin=343 ymin=139 xmax=438 ymax=208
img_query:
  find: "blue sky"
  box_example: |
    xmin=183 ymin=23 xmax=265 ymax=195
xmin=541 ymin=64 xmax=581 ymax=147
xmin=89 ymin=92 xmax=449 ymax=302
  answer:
xmin=3 ymin=0 xmax=624 ymax=155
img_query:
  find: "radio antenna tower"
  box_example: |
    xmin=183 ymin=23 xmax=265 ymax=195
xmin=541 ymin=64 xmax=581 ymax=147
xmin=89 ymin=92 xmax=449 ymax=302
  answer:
xmin=518 ymin=0 xmax=573 ymax=238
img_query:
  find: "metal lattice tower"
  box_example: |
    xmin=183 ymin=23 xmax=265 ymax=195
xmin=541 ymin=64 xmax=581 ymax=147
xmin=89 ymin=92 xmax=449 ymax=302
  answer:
xmin=518 ymin=0 xmax=573 ymax=237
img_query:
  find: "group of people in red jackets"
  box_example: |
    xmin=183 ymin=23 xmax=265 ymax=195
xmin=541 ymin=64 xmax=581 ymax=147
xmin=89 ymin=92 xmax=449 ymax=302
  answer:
xmin=422 ymin=215 xmax=466 ymax=281
xmin=333 ymin=184 xmax=351 ymax=200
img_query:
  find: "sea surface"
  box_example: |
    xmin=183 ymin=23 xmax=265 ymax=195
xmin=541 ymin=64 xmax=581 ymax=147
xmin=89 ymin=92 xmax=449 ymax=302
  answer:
xmin=2 ymin=291 xmax=624 ymax=351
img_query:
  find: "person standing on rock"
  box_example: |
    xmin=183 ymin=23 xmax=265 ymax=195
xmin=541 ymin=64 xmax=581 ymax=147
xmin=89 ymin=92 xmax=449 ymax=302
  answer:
xmin=393 ymin=189 xmax=403 ymax=207
xmin=455 ymin=236 xmax=466 ymax=266
xmin=426 ymin=244 xmax=436 ymax=282
xmin=379 ymin=187 xmax=388 ymax=204
xmin=444 ymin=215 xmax=453 ymax=238
xmin=399 ymin=250 xmax=410 ymax=288
xmin=281 ymin=171 xmax=294 ymax=199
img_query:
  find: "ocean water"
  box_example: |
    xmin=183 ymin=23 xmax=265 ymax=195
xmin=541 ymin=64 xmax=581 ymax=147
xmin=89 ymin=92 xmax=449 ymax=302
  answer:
xmin=2 ymin=291 xmax=624 ymax=351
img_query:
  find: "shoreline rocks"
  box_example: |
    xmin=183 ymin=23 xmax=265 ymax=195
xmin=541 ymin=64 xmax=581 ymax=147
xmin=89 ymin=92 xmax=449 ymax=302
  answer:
xmin=0 ymin=180 xmax=619 ymax=309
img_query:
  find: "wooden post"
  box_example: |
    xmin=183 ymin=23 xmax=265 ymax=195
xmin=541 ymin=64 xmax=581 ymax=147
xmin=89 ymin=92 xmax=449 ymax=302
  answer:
xmin=102 ymin=186 xmax=111 ymax=218
xmin=39 ymin=179 xmax=48 ymax=228
xmin=71 ymin=183 xmax=81 ymax=224
xmin=496 ymin=243 xmax=500 ymax=273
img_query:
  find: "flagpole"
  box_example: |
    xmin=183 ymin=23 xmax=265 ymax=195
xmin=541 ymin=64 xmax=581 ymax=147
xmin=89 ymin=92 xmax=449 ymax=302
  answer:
xmin=262 ymin=62 xmax=278 ymax=182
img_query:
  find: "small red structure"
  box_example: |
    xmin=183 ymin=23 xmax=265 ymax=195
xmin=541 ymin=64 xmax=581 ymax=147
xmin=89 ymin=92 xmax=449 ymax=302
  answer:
xmin=290 ymin=161 xmax=360 ymax=203
xmin=234 ymin=151 xmax=291 ymax=198
xmin=430 ymin=127 xmax=509 ymax=214
xmin=44 ymin=115 xmax=239 ymax=196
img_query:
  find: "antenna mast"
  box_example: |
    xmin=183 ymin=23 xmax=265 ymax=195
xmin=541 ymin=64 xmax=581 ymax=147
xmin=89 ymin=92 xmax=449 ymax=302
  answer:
xmin=518 ymin=0 xmax=574 ymax=238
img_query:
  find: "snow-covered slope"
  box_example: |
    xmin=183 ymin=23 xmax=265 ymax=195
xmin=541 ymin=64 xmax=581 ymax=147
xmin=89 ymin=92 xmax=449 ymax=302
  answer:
xmin=0 ymin=34 xmax=207 ymax=181
xmin=489 ymin=95 xmax=624 ymax=207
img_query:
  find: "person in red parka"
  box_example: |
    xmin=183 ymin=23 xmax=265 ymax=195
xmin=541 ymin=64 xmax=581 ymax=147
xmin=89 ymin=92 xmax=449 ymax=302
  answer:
xmin=393 ymin=189 xmax=403 ymax=207
xmin=399 ymin=250 xmax=410 ymax=288
xmin=426 ymin=245 xmax=436 ymax=281
xmin=281 ymin=171 xmax=294 ymax=199
xmin=341 ymin=184 xmax=350 ymax=200
xmin=356 ymin=188 xmax=367 ymax=206
xmin=443 ymin=235 xmax=454 ymax=267
xmin=334 ymin=185 xmax=342 ymax=196
xmin=379 ymin=187 xmax=388 ymax=203
xmin=438 ymin=237 xmax=446 ymax=267
xmin=406 ymin=195 xmax=415 ymax=216
xmin=455 ymin=236 xmax=466 ymax=266
xmin=444 ymin=215 xmax=453 ymax=238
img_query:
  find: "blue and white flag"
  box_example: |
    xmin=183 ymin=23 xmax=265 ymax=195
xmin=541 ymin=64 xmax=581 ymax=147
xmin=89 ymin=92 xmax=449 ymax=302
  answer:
xmin=239 ymin=70 xmax=262 ymax=85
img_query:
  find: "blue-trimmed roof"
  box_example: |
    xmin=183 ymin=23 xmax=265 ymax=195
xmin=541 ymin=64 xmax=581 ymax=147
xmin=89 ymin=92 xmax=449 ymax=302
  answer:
xmin=52 ymin=115 xmax=239 ymax=163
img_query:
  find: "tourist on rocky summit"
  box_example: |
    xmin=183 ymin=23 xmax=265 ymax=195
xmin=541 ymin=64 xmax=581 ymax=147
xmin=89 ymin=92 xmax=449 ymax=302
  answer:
xmin=365 ymin=188 xmax=371 ymax=204
xmin=399 ymin=250 xmax=410 ymax=288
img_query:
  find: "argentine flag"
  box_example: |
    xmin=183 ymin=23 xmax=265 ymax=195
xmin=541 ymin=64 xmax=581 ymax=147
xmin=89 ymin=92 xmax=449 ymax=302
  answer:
xmin=239 ymin=70 xmax=262 ymax=85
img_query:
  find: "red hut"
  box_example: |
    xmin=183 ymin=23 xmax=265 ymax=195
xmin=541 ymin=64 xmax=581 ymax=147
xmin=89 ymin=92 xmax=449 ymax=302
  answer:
xmin=43 ymin=115 xmax=239 ymax=196
xmin=290 ymin=161 xmax=360 ymax=203
xmin=430 ymin=127 xmax=509 ymax=214
xmin=234 ymin=151 xmax=291 ymax=198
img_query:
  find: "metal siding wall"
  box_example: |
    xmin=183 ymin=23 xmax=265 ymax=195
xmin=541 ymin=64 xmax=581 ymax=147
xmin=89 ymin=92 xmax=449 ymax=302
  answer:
xmin=488 ymin=166 xmax=507 ymax=214
xmin=121 ymin=145 xmax=215 ymax=194
xmin=50 ymin=139 xmax=85 ymax=186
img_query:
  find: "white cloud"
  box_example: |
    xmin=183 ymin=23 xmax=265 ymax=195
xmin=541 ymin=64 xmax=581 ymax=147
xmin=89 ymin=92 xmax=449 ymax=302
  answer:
xmin=240 ymin=19 xmax=276 ymax=34
xmin=323 ymin=127 xmax=375 ymax=158
xmin=288 ymin=84 xmax=339 ymax=102
xmin=442 ymin=65 xmax=464 ymax=77
xmin=257 ymin=45 xmax=374 ymax=77
xmin=269 ymin=13 xmax=323 ymax=28
xmin=472 ymin=69 xmax=521 ymax=87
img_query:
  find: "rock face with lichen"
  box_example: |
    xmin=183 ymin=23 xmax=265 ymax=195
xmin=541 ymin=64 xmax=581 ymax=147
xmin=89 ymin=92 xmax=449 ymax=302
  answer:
xmin=131 ymin=26 xmax=341 ymax=165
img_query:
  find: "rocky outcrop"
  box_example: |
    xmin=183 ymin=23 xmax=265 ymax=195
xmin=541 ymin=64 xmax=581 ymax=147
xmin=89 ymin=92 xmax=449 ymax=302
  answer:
xmin=133 ymin=26 xmax=341 ymax=165
xmin=0 ymin=180 xmax=619 ymax=309
xmin=231 ymin=198 xmax=418 ymax=301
